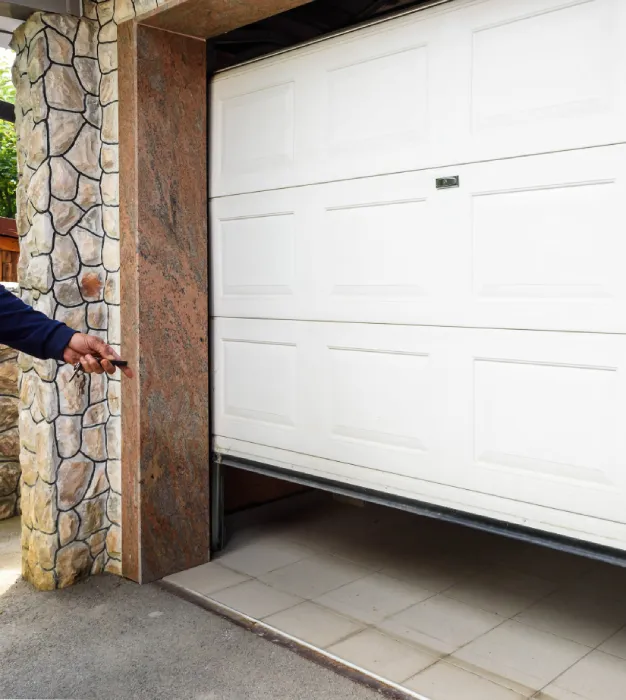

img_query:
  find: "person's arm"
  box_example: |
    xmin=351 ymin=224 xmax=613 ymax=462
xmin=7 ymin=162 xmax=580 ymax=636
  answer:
xmin=0 ymin=284 xmax=133 ymax=378
xmin=0 ymin=284 xmax=76 ymax=360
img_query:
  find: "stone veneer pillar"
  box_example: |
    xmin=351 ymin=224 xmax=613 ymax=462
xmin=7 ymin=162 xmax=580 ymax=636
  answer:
xmin=11 ymin=0 xmax=311 ymax=589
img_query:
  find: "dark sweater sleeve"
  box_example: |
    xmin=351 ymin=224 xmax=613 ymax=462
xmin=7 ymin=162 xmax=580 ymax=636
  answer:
xmin=0 ymin=284 xmax=76 ymax=361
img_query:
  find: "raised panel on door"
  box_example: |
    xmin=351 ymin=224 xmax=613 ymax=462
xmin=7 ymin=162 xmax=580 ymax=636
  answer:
xmin=459 ymin=146 xmax=626 ymax=333
xmin=211 ymin=1 xmax=452 ymax=195
xmin=439 ymin=0 xmax=626 ymax=166
xmin=212 ymin=189 xmax=311 ymax=320
xmin=213 ymin=318 xmax=315 ymax=456
xmin=443 ymin=328 xmax=626 ymax=524
xmin=310 ymin=172 xmax=458 ymax=324
xmin=312 ymin=323 xmax=448 ymax=485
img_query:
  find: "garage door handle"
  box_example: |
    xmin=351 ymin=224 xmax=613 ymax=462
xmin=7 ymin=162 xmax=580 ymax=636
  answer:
xmin=436 ymin=176 xmax=460 ymax=189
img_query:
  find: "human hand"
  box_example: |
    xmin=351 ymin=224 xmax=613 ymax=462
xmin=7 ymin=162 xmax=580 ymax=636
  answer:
xmin=62 ymin=333 xmax=134 ymax=378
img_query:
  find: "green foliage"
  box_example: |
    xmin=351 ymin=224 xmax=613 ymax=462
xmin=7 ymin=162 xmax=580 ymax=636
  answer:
xmin=0 ymin=50 xmax=17 ymax=219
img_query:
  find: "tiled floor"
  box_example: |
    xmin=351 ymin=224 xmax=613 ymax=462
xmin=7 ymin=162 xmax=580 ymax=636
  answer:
xmin=0 ymin=516 xmax=21 ymax=596
xmin=164 ymin=494 xmax=626 ymax=700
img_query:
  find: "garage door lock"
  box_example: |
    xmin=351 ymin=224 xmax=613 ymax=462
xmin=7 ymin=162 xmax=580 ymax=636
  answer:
xmin=436 ymin=176 xmax=460 ymax=189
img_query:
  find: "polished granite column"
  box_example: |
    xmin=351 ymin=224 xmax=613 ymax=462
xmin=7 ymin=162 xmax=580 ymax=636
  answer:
xmin=119 ymin=22 xmax=209 ymax=583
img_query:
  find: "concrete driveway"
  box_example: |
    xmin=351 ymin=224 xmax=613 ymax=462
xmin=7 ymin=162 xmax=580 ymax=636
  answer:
xmin=0 ymin=524 xmax=378 ymax=700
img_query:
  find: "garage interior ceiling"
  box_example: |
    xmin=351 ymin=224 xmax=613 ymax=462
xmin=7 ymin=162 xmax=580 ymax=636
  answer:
xmin=213 ymin=0 xmax=439 ymax=68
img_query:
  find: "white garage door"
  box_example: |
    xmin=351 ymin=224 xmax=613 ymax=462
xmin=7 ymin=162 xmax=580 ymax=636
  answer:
xmin=211 ymin=0 xmax=626 ymax=550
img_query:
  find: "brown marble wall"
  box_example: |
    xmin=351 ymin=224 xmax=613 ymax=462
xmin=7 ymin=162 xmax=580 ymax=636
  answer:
xmin=119 ymin=22 xmax=209 ymax=583
xmin=138 ymin=0 xmax=312 ymax=39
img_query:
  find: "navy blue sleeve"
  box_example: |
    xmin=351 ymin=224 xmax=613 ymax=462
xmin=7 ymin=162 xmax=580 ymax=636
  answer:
xmin=0 ymin=284 xmax=76 ymax=361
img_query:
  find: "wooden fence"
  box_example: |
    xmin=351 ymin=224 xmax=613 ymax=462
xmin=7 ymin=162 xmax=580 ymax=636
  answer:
xmin=0 ymin=218 xmax=18 ymax=284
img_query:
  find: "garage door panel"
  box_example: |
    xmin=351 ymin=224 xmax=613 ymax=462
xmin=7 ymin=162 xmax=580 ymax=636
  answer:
xmin=464 ymin=147 xmax=626 ymax=331
xmin=445 ymin=0 xmax=626 ymax=164
xmin=214 ymin=319 xmax=315 ymax=455
xmin=447 ymin=330 xmax=626 ymax=521
xmin=214 ymin=320 xmax=626 ymax=523
xmin=212 ymin=0 xmax=626 ymax=196
xmin=212 ymin=189 xmax=311 ymax=319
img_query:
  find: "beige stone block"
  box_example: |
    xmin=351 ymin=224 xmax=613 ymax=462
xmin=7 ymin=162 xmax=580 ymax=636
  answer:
xmin=19 ymin=409 xmax=37 ymax=453
xmin=0 ymin=493 xmax=17 ymax=520
xmin=0 ymin=397 xmax=18 ymax=435
xmin=20 ymin=483 xmax=33 ymax=527
xmin=86 ymin=96 xmax=102 ymax=131
xmin=74 ymin=56 xmax=100 ymax=95
xmin=0 ymin=361 xmax=19 ymax=396
xmin=33 ymin=358 xmax=57 ymax=382
xmin=82 ymin=0 xmax=98 ymax=19
xmin=27 ymin=161 xmax=50 ymax=212
xmin=87 ymin=301 xmax=107 ymax=331
xmin=66 ymin=124 xmax=101 ymax=179
xmin=54 ymin=303 xmax=87 ymax=334
xmin=99 ymin=21 xmax=117 ymax=43
xmin=101 ymin=102 xmax=118 ymax=143
xmin=26 ymin=121 xmax=47 ymax=170
xmin=0 ymin=461 xmax=20 ymax=497
xmin=46 ymin=28 xmax=73 ymax=65
xmin=106 ymin=489 xmax=120 ymax=525
xmin=106 ymin=523 xmax=121 ymax=559
xmin=98 ymin=42 xmax=117 ymax=74
xmin=71 ymin=225 xmax=102 ymax=266
xmin=85 ymin=462 xmax=108 ymax=499
xmin=99 ymin=71 xmax=117 ymax=106
xmin=107 ymin=459 xmax=121 ymax=493
xmin=30 ymin=528 xmax=57 ymax=570
xmin=26 ymin=561 xmax=56 ymax=590
xmin=50 ymin=157 xmax=78 ymax=201
xmin=76 ymin=492 xmax=107 ymax=539
xmin=55 ymin=415 xmax=81 ymax=459
xmin=34 ymin=420 xmax=60 ymax=483
xmin=89 ymin=371 xmax=106 ymax=404
xmin=101 ymin=144 xmax=118 ymax=173
xmin=91 ymin=549 xmax=106 ymax=575
xmin=58 ymin=508 xmax=79 ymax=546
xmin=106 ymin=415 xmax=121 ymax=460
xmin=97 ymin=1 xmax=114 ymax=24
xmin=113 ymin=0 xmax=134 ymax=24
xmin=76 ymin=176 xmax=102 ymax=210
xmin=80 ymin=207 xmax=103 ymax=237
xmin=104 ymin=271 xmax=119 ymax=305
xmin=42 ymin=13 xmax=78 ymax=41
xmin=57 ymin=457 xmax=93 ymax=510
xmin=45 ymin=64 xmax=85 ymax=112
xmin=54 ymin=278 xmax=83 ymax=308
xmin=102 ymin=236 xmax=119 ymax=272
xmin=48 ymin=110 xmax=83 ymax=157
xmin=27 ymin=255 xmax=53 ymax=293
xmin=32 ymin=479 xmax=58 ymax=534
xmin=102 ymin=206 xmax=118 ymax=239
xmin=105 ymin=557 xmax=121 ymax=575
xmin=88 ymin=528 xmax=107 ymax=556
xmin=31 ymin=78 xmax=48 ymax=123
xmin=56 ymin=541 xmax=91 ymax=588
xmin=0 ymin=428 xmax=19 ymax=460
xmin=35 ymin=380 xmax=58 ymax=423
xmin=50 ymin=198 xmax=83 ymax=234
xmin=30 ymin=212 xmax=54 ymax=255
xmin=82 ymin=425 xmax=106 ymax=461
xmin=51 ymin=234 xmax=80 ymax=280
xmin=101 ymin=173 xmax=118 ymax=206
xmin=27 ymin=32 xmax=50 ymax=83
xmin=75 ymin=19 xmax=98 ymax=59
xmin=58 ymin=363 xmax=89 ymax=415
